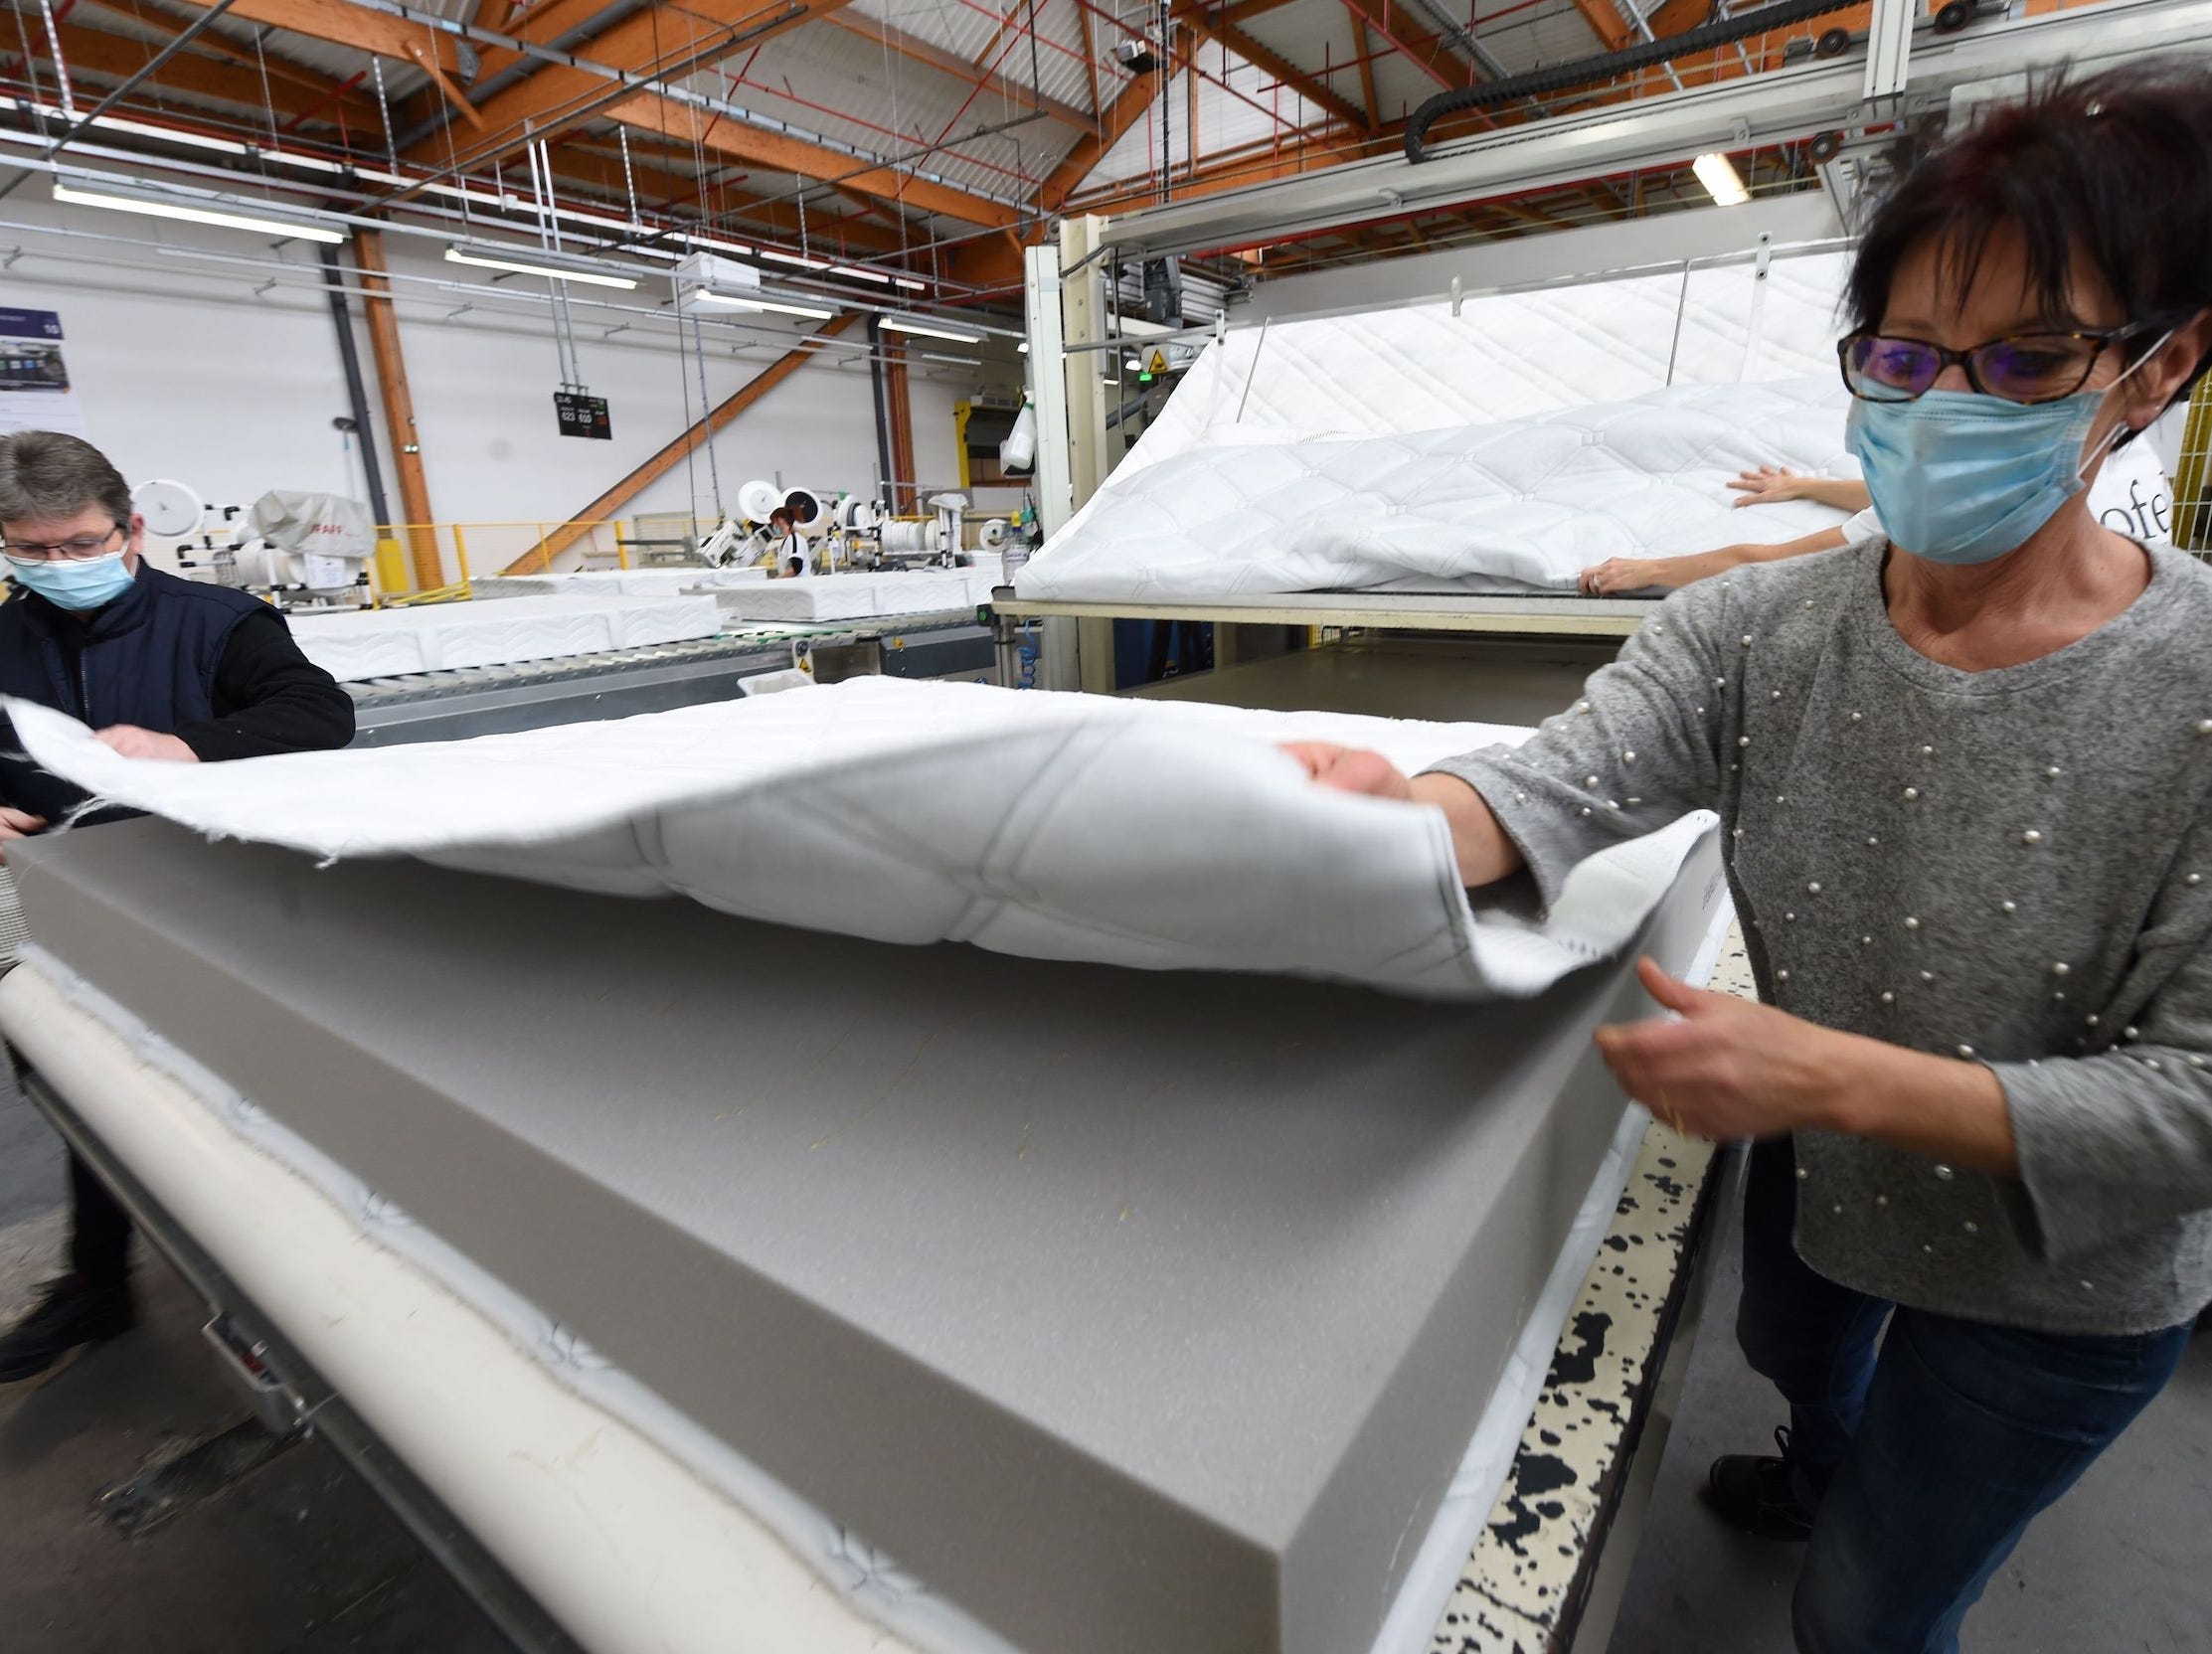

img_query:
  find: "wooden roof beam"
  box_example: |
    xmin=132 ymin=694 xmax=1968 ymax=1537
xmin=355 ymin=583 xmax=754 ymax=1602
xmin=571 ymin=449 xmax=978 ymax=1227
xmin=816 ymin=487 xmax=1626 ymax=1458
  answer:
xmin=611 ymin=95 xmax=1025 ymax=229
xmin=36 ymin=17 xmax=384 ymax=130
xmin=167 ymin=0 xmax=481 ymax=127
xmin=415 ymin=0 xmax=855 ymax=170
xmin=1172 ymin=3 xmax=1371 ymax=134
xmin=1331 ymin=0 xmax=1472 ymax=90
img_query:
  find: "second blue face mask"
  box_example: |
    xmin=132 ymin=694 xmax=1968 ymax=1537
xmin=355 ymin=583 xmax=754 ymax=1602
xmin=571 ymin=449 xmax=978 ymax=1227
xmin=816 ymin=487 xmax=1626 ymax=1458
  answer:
xmin=10 ymin=550 xmax=137 ymax=610
xmin=1844 ymin=388 xmax=2113 ymax=567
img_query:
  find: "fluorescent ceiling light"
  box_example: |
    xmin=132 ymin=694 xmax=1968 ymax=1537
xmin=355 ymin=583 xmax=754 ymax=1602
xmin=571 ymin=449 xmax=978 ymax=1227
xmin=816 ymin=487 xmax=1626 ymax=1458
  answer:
xmin=894 ymin=276 xmax=927 ymax=291
xmin=762 ymin=248 xmax=831 ymax=270
xmin=830 ymin=263 xmax=891 ymax=283
xmin=882 ymin=315 xmax=984 ymax=344
xmin=444 ymin=242 xmax=638 ymax=289
xmin=1692 ymin=152 xmax=1750 ymax=207
xmin=54 ymin=178 xmax=345 ymax=244
xmin=689 ymin=287 xmax=835 ymax=319
xmin=685 ymin=234 xmax=755 ymax=257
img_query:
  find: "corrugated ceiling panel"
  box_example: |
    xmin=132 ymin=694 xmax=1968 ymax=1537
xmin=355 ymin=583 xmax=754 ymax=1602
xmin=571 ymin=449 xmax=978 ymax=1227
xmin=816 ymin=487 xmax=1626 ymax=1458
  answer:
xmin=843 ymin=0 xmax=1098 ymax=114
xmin=683 ymin=29 xmax=1066 ymax=204
xmin=1368 ymin=54 xmax=1441 ymax=125
xmin=1079 ymin=38 xmax=1328 ymax=190
xmin=1232 ymin=2 xmax=1368 ymax=116
xmin=1477 ymin=0 xmax=1611 ymax=74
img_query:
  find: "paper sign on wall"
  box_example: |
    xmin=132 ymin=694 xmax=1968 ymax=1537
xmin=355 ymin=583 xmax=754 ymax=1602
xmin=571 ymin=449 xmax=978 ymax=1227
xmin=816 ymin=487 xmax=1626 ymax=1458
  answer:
xmin=0 ymin=308 xmax=87 ymax=439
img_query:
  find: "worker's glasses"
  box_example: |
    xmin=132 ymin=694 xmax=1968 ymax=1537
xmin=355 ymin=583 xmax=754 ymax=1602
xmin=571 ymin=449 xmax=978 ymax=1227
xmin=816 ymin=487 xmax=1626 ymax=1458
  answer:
xmin=3 ymin=523 xmax=125 ymax=565
xmin=1838 ymin=327 xmax=2140 ymax=405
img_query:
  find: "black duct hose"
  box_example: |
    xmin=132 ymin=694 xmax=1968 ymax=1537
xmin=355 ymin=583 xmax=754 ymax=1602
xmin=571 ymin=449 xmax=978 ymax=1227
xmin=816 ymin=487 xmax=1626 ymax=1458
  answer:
xmin=1404 ymin=0 xmax=1862 ymax=163
xmin=317 ymin=243 xmax=392 ymax=529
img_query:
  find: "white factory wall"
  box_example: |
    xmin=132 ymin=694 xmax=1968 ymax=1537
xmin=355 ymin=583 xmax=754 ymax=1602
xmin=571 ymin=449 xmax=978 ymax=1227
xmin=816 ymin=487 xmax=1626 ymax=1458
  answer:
xmin=0 ymin=198 xmax=984 ymax=579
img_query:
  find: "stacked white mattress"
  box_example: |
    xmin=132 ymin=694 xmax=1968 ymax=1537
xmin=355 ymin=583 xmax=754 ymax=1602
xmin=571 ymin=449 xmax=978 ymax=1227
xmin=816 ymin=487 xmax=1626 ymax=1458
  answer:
xmin=474 ymin=568 xmax=767 ymax=598
xmin=1022 ymin=378 xmax=1857 ymax=600
xmin=290 ymin=593 xmax=724 ymax=682
xmin=1019 ymin=248 xmax=1863 ymax=600
xmin=710 ymin=569 xmax=997 ymax=624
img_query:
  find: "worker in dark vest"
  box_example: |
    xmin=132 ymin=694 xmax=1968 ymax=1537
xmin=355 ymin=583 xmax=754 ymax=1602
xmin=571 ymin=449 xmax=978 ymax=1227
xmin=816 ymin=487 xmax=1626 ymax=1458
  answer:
xmin=0 ymin=429 xmax=356 ymax=1383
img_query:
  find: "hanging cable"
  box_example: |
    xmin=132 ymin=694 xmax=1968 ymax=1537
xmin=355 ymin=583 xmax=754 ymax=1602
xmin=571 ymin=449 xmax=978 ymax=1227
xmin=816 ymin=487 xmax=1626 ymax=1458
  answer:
xmin=617 ymin=126 xmax=640 ymax=227
xmin=690 ymin=305 xmax=723 ymax=519
xmin=35 ymin=0 xmax=74 ymax=118
xmin=371 ymin=59 xmax=400 ymax=184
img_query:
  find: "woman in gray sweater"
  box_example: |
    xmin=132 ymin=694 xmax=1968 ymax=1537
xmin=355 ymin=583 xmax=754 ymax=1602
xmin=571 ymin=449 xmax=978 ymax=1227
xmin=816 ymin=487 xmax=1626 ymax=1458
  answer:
xmin=1291 ymin=67 xmax=2212 ymax=1654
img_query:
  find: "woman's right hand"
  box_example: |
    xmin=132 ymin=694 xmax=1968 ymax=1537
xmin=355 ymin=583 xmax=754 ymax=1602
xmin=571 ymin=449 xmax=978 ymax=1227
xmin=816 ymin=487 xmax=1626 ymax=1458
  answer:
xmin=1279 ymin=746 xmax=1524 ymax=887
xmin=1727 ymin=465 xmax=1808 ymax=507
xmin=1280 ymin=742 xmax=1413 ymax=799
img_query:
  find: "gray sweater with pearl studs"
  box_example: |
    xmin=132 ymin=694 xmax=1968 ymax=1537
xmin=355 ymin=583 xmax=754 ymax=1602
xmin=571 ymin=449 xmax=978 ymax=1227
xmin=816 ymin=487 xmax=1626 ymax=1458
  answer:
xmin=1432 ymin=539 xmax=2212 ymax=1336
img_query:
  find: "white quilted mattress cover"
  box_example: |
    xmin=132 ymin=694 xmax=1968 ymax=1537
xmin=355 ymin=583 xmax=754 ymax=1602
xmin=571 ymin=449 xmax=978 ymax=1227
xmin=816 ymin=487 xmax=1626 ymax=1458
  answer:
xmin=290 ymin=593 xmax=725 ymax=681
xmin=1021 ymin=378 xmax=1857 ymax=600
xmin=11 ymin=677 xmax=1715 ymax=1003
xmin=1020 ymin=248 xmax=1861 ymax=600
xmin=475 ymin=569 xmax=768 ymax=598
xmin=712 ymin=570 xmax=997 ymax=623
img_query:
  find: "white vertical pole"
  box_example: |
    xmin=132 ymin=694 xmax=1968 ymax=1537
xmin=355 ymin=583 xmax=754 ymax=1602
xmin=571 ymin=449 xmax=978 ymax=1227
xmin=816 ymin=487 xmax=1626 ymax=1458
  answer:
xmin=1863 ymin=0 xmax=1918 ymax=104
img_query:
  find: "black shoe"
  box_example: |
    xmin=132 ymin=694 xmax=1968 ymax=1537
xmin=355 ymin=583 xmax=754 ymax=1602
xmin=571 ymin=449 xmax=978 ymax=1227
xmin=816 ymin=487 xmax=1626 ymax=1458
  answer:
xmin=0 ymin=1274 xmax=136 ymax=1383
xmin=1701 ymin=1425 xmax=1817 ymax=1542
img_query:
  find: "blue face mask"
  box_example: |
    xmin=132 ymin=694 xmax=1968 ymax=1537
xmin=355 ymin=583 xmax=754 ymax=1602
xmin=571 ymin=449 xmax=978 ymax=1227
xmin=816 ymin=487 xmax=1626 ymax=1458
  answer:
xmin=10 ymin=550 xmax=137 ymax=611
xmin=1844 ymin=337 xmax=2165 ymax=567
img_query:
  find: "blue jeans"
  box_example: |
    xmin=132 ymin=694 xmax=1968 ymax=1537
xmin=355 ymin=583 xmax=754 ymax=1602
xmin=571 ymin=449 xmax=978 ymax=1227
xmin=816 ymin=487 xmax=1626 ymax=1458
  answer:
xmin=1734 ymin=1138 xmax=2191 ymax=1654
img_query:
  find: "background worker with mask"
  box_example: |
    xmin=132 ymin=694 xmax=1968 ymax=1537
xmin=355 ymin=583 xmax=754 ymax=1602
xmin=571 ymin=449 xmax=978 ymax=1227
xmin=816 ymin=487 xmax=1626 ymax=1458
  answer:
xmin=0 ymin=427 xmax=354 ymax=1382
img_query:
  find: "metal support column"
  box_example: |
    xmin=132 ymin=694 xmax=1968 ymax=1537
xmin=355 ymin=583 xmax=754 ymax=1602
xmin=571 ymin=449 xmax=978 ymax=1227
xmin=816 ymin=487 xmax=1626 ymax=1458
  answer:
xmin=1862 ymin=0 xmax=1918 ymax=104
xmin=1058 ymin=216 xmax=1117 ymax=695
xmin=1021 ymin=239 xmax=1084 ymax=691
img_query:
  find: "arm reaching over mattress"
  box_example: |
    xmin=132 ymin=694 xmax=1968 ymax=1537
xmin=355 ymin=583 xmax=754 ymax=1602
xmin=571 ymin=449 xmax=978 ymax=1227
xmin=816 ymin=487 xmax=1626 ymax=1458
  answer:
xmin=1726 ymin=465 xmax=1871 ymax=513
xmin=1579 ymin=526 xmax=1851 ymax=596
xmin=1292 ymin=583 xmax=1727 ymax=901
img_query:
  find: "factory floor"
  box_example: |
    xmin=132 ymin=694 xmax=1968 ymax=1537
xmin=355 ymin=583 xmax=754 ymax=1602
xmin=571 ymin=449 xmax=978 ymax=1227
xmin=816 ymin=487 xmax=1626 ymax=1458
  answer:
xmin=2 ymin=1070 xmax=2206 ymax=1654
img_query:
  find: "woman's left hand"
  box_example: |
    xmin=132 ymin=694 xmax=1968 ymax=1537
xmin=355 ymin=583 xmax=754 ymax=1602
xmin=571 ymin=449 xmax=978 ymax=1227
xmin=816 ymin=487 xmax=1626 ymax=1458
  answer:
xmin=1580 ymin=558 xmax=1673 ymax=595
xmin=1596 ymin=958 xmax=1849 ymax=1140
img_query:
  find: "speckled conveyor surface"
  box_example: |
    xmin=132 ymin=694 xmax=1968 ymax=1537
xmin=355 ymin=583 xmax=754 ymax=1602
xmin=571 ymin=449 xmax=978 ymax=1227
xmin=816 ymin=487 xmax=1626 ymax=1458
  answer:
xmin=7 ymin=677 xmax=1714 ymax=1001
xmin=9 ymin=803 xmax=1727 ymax=1654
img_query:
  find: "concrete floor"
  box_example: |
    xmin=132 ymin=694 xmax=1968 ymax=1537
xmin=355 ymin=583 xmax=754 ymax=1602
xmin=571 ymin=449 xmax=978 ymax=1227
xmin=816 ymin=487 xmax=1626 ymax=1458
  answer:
xmin=1606 ymin=1170 xmax=2212 ymax=1654
xmin=2 ymin=1069 xmax=2205 ymax=1654
xmin=0 ymin=1078 xmax=507 ymax=1654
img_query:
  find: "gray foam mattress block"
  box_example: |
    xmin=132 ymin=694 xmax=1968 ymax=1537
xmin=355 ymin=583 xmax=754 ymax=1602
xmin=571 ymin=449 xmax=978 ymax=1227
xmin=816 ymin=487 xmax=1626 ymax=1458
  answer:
xmin=12 ymin=821 xmax=1725 ymax=1654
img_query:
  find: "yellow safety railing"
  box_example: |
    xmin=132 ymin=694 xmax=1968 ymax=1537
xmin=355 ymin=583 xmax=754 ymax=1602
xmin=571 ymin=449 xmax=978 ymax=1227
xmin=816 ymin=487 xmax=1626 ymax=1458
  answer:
xmin=364 ymin=517 xmax=724 ymax=602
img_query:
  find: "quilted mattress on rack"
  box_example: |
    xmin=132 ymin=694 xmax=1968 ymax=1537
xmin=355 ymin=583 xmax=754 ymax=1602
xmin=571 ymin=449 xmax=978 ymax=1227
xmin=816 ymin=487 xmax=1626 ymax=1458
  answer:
xmin=1018 ymin=377 xmax=1859 ymax=600
xmin=8 ymin=676 xmax=1714 ymax=1003
xmin=288 ymin=592 xmax=725 ymax=681
xmin=474 ymin=568 xmax=767 ymax=598
xmin=709 ymin=569 xmax=998 ymax=623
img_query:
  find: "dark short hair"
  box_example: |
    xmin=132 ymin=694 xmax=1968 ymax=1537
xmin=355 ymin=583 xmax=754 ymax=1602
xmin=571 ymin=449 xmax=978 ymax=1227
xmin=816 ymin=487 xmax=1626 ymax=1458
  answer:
xmin=1846 ymin=64 xmax=2212 ymax=413
xmin=0 ymin=429 xmax=132 ymax=528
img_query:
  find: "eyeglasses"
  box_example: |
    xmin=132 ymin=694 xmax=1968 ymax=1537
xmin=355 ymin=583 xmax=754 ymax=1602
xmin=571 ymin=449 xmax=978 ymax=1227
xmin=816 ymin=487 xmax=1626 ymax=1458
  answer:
xmin=1837 ymin=327 xmax=2141 ymax=405
xmin=2 ymin=523 xmax=125 ymax=565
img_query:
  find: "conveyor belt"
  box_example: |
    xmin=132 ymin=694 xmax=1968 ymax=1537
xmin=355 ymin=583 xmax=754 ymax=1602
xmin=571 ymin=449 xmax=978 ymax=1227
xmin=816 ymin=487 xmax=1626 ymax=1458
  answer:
xmin=344 ymin=610 xmax=993 ymax=745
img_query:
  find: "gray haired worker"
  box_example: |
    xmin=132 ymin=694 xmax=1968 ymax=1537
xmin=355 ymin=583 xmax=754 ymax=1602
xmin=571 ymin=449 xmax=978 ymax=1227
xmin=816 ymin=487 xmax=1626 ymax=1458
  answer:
xmin=0 ymin=429 xmax=355 ymax=1382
